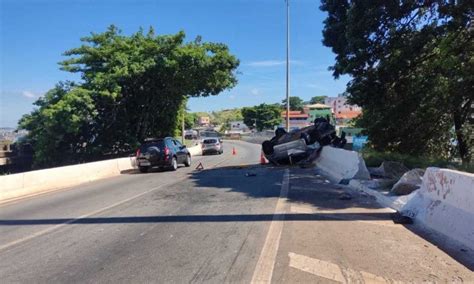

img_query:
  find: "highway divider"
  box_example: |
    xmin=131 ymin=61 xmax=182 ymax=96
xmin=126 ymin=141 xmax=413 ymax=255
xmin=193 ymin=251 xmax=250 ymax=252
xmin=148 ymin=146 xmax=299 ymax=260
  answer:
xmin=0 ymin=144 xmax=203 ymax=203
xmin=315 ymin=146 xmax=370 ymax=183
xmin=400 ymin=167 xmax=474 ymax=250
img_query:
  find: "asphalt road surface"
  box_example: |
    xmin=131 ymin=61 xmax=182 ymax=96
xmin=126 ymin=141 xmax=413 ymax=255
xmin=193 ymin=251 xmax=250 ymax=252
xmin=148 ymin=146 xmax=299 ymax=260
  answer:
xmin=1 ymin=140 xmax=473 ymax=283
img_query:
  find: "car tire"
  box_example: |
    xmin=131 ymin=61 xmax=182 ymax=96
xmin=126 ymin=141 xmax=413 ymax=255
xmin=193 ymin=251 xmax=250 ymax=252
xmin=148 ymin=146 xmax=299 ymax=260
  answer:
xmin=170 ymin=156 xmax=178 ymax=171
xmin=139 ymin=166 xmax=149 ymax=173
xmin=184 ymin=155 xmax=191 ymax=167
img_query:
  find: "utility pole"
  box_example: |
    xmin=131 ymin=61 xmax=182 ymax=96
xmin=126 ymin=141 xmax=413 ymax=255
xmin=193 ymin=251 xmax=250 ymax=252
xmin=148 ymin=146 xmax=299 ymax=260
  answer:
xmin=285 ymin=0 xmax=290 ymax=132
xmin=182 ymin=105 xmax=185 ymax=144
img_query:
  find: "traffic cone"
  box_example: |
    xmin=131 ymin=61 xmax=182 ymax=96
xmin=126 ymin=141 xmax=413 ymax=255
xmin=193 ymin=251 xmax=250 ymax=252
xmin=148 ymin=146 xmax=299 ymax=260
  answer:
xmin=232 ymin=147 xmax=237 ymax=155
xmin=260 ymin=152 xmax=267 ymax=165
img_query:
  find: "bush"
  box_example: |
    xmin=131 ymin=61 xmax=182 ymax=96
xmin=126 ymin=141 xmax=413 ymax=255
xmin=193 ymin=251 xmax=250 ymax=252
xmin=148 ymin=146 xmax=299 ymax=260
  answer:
xmin=361 ymin=148 xmax=473 ymax=173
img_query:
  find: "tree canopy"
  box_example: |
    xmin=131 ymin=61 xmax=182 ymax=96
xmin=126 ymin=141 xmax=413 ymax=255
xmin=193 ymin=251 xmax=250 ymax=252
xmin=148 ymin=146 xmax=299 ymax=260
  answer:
xmin=282 ymin=96 xmax=305 ymax=111
xmin=241 ymin=104 xmax=282 ymax=131
xmin=321 ymin=0 xmax=473 ymax=163
xmin=20 ymin=26 xmax=239 ymax=167
xmin=309 ymin=96 xmax=327 ymax=105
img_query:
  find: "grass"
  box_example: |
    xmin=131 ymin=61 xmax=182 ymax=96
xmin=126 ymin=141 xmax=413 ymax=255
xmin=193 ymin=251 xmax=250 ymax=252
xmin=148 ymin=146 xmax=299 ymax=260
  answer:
xmin=361 ymin=148 xmax=473 ymax=173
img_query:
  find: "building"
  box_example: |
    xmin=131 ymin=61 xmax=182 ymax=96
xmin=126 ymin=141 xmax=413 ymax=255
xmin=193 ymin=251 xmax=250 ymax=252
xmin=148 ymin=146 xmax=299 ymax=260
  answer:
xmin=324 ymin=96 xmax=362 ymax=124
xmin=197 ymin=116 xmax=210 ymax=127
xmin=304 ymin=103 xmax=334 ymax=124
xmin=280 ymin=111 xmax=310 ymax=130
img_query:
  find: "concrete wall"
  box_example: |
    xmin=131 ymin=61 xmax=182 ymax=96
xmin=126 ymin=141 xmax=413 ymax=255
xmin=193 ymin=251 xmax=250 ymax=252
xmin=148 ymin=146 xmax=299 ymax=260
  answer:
xmin=315 ymin=146 xmax=370 ymax=183
xmin=0 ymin=157 xmax=136 ymax=202
xmin=401 ymin=167 xmax=474 ymax=250
xmin=0 ymin=144 xmax=203 ymax=203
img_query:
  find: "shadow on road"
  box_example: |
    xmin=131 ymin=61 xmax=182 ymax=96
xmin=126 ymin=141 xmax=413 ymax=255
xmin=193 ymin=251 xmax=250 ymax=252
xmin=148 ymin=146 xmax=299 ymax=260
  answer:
xmin=0 ymin=212 xmax=393 ymax=226
xmin=188 ymin=164 xmax=383 ymax=211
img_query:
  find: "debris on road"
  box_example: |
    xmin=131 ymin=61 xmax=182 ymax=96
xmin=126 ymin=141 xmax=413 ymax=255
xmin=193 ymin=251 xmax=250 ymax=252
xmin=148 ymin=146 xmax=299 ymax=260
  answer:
xmin=368 ymin=161 xmax=409 ymax=179
xmin=245 ymin=172 xmax=257 ymax=177
xmin=391 ymin=168 xmax=425 ymax=195
xmin=261 ymin=117 xmax=346 ymax=165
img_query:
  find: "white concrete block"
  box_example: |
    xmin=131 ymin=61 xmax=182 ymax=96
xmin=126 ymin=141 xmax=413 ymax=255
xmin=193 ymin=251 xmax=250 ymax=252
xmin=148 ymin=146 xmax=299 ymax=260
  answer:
xmin=315 ymin=146 xmax=370 ymax=183
xmin=402 ymin=167 xmax=474 ymax=250
xmin=188 ymin=144 xmax=202 ymax=157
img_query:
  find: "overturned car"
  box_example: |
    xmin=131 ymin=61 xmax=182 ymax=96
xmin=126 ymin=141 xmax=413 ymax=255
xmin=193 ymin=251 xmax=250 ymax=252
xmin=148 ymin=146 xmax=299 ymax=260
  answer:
xmin=261 ymin=117 xmax=346 ymax=165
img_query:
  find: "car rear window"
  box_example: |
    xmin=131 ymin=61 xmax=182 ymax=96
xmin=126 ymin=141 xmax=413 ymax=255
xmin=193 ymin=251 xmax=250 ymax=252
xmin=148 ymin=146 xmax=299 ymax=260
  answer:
xmin=140 ymin=140 xmax=165 ymax=152
xmin=203 ymin=139 xmax=218 ymax=144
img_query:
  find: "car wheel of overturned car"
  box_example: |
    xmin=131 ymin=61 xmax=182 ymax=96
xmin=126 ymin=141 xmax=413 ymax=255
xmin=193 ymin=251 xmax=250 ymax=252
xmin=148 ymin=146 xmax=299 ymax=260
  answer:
xmin=262 ymin=140 xmax=274 ymax=155
xmin=139 ymin=166 xmax=149 ymax=173
xmin=184 ymin=155 xmax=191 ymax=167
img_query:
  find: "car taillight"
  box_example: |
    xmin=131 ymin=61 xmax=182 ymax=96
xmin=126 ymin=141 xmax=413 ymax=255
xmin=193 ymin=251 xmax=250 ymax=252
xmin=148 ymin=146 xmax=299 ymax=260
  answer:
xmin=164 ymin=147 xmax=170 ymax=160
xmin=136 ymin=149 xmax=141 ymax=157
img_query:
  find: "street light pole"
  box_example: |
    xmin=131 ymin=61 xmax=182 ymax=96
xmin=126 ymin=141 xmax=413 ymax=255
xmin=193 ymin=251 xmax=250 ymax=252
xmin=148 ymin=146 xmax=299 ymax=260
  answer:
xmin=285 ymin=0 xmax=290 ymax=132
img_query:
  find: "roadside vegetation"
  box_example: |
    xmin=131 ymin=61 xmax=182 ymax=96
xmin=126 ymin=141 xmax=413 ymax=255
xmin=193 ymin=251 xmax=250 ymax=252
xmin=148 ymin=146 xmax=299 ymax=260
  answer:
xmin=362 ymin=148 xmax=474 ymax=173
xmin=321 ymin=1 xmax=473 ymax=166
xmin=18 ymin=25 xmax=239 ymax=168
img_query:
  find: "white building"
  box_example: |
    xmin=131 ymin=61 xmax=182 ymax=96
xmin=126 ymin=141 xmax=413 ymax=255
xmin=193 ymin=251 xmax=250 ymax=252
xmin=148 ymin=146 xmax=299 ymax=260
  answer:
xmin=324 ymin=95 xmax=362 ymax=122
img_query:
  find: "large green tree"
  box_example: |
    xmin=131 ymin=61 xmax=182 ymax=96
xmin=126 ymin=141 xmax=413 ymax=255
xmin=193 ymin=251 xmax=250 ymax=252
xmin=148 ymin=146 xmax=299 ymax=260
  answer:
xmin=309 ymin=96 xmax=327 ymax=104
xmin=282 ymin=96 xmax=305 ymax=111
xmin=20 ymin=26 xmax=239 ymax=167
xmin=321 ymin=0 xmax=473 ymax=163
xmin=241 ymin=104 xmax=282 ymax=131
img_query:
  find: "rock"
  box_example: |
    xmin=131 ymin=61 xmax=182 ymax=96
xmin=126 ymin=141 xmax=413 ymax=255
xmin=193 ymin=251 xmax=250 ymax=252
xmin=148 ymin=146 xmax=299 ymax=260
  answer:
xmin=370 ymin=161 xmax=409 ymax=179
xmin=338 ymin=193 xmax=352 ymax=200
xmin=391 ymin=168 xmax=425 ymax=195
xmin=367 ymin=178 xmax=397 ymax=190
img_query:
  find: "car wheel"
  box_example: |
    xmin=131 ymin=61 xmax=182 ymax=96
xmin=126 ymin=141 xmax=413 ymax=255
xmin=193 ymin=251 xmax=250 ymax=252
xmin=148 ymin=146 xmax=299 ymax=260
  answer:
xmin=184 ymin=155 xmax=191 ymax=167
xmin=139 ymin=166 xmax=149 ymax=173
xmin=170 ymin=157 xmax=178 ymax=171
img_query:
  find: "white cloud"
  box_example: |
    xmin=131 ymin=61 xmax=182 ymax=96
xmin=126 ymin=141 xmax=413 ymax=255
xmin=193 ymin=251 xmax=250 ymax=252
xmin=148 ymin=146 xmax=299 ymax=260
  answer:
xmin=246 ymin=60 xmax=303 ymax=67
xmin=22 ymin=91 xmax=37 ymax=99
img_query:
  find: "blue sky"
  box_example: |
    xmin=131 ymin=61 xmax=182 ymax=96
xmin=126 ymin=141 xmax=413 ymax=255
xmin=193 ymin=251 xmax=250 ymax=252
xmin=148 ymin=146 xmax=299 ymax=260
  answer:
xmin=0 ymin=0 xmax=349 ymax=127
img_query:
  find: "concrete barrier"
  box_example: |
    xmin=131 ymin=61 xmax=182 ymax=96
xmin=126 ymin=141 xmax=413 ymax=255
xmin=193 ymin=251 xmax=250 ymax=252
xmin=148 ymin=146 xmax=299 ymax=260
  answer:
xmin=401 ymin=167 xmax=474 ymax=249
xmin=0 ymin=157 xmax=136 ymax=203
xmin=315 ymin=146 xmax=370 ymax=183
xmin=188 ymin=144 xmax=202 ymax=156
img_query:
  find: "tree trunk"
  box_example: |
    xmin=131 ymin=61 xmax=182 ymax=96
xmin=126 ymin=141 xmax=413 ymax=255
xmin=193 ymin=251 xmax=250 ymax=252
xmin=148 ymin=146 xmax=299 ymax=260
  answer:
xmin=453 ymin=111 xmax=470 ymax=164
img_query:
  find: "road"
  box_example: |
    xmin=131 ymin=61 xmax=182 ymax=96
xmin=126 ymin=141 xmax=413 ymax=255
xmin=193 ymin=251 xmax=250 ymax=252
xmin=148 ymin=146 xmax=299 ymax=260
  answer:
xmin=0 ymin=141 xmax=472 ymax=283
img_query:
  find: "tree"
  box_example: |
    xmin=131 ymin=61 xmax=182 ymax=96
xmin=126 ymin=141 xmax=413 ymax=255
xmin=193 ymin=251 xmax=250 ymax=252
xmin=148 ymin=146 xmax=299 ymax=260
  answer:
xmin=212 ymin=108 xmax=243 ymax=127
xmin=321 ymin=1 xmax=473 ymax=163
xmin=282 ymin=96 xmax=304 ymax=111
xmin=20 ymin=26 xmax=239 ymax=167
xmin=309 ymin=96 xmax=327 ymax=104
xmin=242 ymin=104 xmax=282 ymax=131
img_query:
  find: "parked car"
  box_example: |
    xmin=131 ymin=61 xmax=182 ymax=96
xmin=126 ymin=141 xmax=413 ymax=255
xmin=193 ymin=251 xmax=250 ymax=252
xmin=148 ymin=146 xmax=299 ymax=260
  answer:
xmin=202 ymin=138 xmax=223 ymax=155
xmin=136 ymin=137 xmax=191 ymax=173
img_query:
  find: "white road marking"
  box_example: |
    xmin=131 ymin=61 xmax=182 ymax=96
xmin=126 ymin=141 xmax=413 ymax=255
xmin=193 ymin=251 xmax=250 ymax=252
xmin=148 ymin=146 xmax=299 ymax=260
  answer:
xmin=251 ymin=169 xmax=290 ymax=283
xmin=288 ymin=252 xmax=401 ymax=283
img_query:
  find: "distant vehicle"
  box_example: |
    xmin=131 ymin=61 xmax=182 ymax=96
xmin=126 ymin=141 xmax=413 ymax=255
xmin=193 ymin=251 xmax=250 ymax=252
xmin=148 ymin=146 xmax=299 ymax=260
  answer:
xmin=199 ymin=130 xmax=219 ymax=139
xmin=185 ymin=129 xmax=198 ymax=140
xmin=136 ymin=137 xmax=191 ymax=173
xmin=202 ymin=138 xmax=223 ymax=155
